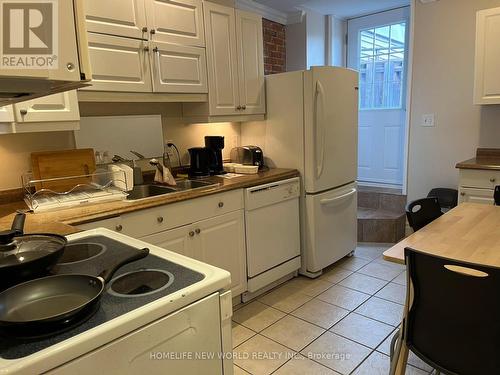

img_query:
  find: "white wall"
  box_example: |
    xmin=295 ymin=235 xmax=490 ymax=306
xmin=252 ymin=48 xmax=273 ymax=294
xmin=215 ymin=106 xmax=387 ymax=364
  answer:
xmin=306 ymin=9 xmax=327 ymax=68
xmin=286 ymin=19 xmax=307 ymax=71
xmin=406 ymin=0 xmax=500 ymax=202
xmin=330 ymin=16 xmax=347 ymax=67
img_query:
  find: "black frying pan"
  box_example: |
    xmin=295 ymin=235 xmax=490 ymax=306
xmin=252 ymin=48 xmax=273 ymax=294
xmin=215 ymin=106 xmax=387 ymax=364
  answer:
xmin=0 ymin=247 xmax=149 ymax=336
xmin=0 ymin=213 xmax=67 ymax=289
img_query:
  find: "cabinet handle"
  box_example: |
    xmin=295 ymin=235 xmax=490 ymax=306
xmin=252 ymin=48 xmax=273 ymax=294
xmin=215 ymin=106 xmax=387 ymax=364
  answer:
xmin=195 ymin=228 xmax=201 ymax=235
xmin=490 ymin=178 xmax=496 ymax=183
xmin=19 ymin=109 xmax=27 ymax=116
xmin=115 ymin=224 xmax=123 ymax=232
xmin=241 ymin=105 xmax=247 ymax=110
xmin=236 ymin=105 xmax=242 ymax=110
xmin=143 ymin=46 xmax=150 ymax=52
xmin=157 ymin=216 xmax=164 ymax=223
xmin=66 ymin=62 xmax=75 ymax=71
xmin=218 ymin=201 xmax=224 ymax=208
xmin=142 ymin=26 xmax=148 ymax=33
xmin=153 ymin=46 xmax=159 ymax=53
xmin=460 ymin=192 xmax=466 ymax=196
xmin=189 ymin=230 xmax=195 ymax=237
xmin=150 ymin=29 xmax=156 ymax=35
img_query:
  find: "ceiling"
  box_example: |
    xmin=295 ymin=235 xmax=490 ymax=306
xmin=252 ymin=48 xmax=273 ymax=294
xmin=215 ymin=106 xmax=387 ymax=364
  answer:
xmin=253 ymin=0 xmax=410 ymax=19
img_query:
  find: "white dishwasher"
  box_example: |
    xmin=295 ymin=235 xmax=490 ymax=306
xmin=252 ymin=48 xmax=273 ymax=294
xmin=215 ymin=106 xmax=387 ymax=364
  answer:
xmin=244 ymin=177 xmax=301 ymax=295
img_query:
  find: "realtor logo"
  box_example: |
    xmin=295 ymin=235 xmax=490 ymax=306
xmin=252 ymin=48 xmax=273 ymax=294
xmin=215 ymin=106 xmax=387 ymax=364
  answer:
xmin=0 ymin=0 xmax=58 ymax=69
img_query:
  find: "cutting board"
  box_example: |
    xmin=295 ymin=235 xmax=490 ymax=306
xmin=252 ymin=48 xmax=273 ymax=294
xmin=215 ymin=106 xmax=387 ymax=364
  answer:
xmin=31 ymin=149 xmax=96 ymax=192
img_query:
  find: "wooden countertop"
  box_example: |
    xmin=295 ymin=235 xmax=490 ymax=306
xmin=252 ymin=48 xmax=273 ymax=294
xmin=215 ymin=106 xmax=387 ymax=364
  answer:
xmin=455 ymin=148 xmax=500 ymax=171
xmin=0 ymin=168 xmax=299 ymax=234
xmin=383 ymin=203 xmax=500 ymax=267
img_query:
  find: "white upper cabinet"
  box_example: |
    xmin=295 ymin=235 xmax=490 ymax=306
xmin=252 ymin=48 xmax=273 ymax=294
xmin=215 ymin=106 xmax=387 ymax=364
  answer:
xmin=84 ymin=33 xmax=152 ymax=92
xmin=474 ymin=7 xmax=500 ymax=104
xmin=203 ymin=2 xmax=240 ymax=115
xmin=85 ymin=0 xmax=149 ymax=40
xmin=235 ymin=10 xmax=266 ymax=115
xmin=13 ymin=91 xmax=80 ymax=123
xmin=146 ymin=0 xmax=205 ymax=46
xmin=150 ymin=42 xmax=207 ymax=93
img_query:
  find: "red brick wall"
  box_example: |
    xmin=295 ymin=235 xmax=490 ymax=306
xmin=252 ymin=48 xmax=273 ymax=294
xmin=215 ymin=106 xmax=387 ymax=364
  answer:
xmin=262 ymin=18 xmax=286 ymax=75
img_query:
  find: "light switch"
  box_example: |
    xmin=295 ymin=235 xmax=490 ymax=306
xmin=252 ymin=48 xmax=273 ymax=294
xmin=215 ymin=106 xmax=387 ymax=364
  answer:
xmin=422 ymin=114 xmax=435 ymax=127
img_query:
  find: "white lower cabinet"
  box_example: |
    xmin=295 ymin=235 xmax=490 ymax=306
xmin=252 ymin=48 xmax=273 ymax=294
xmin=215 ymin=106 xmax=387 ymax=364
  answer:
xmin=141 ymin=211 xmax=246 ymax=296
xmin=459 ymin=187 xmax=495 ymax=205
xmin=77 ymin=190 xmax=247 ymax=296
xmin=458 ymin=169 xmax=499 ymax=205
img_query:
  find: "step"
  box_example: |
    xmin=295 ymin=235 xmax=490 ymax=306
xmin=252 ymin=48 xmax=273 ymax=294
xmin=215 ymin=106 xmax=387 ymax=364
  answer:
xmin=357 ymin=208 xmax=406 ymax=243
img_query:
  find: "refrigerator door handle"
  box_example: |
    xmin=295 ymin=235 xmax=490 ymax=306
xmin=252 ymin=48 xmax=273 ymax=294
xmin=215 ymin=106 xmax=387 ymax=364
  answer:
xmin=320 ymin=188 xmax=357 ymax=205
xmin=315 ymin=81 xmax=326 ymax=179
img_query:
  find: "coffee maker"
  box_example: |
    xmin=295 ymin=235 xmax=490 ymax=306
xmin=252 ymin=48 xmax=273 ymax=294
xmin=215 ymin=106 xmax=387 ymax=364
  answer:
xmin=204 ymin=136 xmax=226 ymax=175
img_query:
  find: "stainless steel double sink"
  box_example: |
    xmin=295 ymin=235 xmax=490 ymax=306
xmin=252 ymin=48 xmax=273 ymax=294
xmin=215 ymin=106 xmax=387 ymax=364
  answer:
xmin=126 ymin=180 xmax=218 ymax=201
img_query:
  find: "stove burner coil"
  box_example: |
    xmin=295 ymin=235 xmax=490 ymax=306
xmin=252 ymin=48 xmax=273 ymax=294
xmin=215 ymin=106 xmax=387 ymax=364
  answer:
xmin=108 ymin=269 xmax=174 ymax=297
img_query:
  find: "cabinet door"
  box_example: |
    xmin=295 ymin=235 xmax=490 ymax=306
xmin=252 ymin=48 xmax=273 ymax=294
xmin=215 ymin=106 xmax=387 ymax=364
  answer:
xmin=0 ymin=105 xmax=14 ymax=123
xmin=151 ymin=42 xmax=208 ymax=93
xmin=459 ymin=187 xmax=494 ymax=205
xmin=203 ymin=2 xmax=240 ymax=116
xmin=141 ymin=224 xmax=196 ymax=258
xmin=195 ymin=210 xmax=247 ymax=296
xmin=146 ymin=0 xmax=205 ymax=47
xmin=13 ymin=91 xmax=79 ymax=123
xmin=85 ymin=0 xmax=148 ymax=40
xmin=474 ymin=7 xmax=500 ymax=104
xmin=84 ymin=33 xmax=152 ymax=92
xmin=236 ymin=10 xmax=266 ymax=114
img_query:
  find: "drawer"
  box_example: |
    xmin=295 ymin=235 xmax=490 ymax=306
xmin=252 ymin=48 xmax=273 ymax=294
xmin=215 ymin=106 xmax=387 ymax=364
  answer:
xmin=121 ymin=189 xmax=244 ymax=238
xmin=458 ymin=187 xmax=494 ymax=205
xmin=459 ymin=169 xmax=500 ymax=189
xmin=77 ymin=216 xmax=126 ymax=234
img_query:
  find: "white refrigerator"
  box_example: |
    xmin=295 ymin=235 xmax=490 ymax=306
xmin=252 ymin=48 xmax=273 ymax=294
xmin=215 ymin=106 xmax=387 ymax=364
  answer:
xmin=252 ymin=66 xmax=358 ymax=276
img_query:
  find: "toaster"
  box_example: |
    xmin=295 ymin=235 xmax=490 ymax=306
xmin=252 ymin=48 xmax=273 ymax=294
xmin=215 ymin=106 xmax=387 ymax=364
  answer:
xmin=230 ymin=146 xmax=265 ymax=169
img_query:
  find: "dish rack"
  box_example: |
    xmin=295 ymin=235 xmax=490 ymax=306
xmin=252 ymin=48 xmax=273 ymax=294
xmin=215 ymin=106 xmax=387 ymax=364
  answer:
xmin=22 ymin=170 xmax=129 ymax=213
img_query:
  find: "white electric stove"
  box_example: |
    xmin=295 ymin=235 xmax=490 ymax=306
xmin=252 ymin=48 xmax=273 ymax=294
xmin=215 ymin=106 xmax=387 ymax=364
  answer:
xmin=0 ymin=228 xmax=233 ymax=375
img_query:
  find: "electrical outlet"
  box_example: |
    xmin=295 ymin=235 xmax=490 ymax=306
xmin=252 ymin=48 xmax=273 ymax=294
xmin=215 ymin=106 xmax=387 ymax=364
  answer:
xmin=422 ymin=114 xmax=435 ymax=127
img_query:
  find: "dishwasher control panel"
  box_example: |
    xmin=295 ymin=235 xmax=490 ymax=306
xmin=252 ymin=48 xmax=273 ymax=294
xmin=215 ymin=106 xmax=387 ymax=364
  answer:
xmin=245 ymin=177 xmax=300 ymax=210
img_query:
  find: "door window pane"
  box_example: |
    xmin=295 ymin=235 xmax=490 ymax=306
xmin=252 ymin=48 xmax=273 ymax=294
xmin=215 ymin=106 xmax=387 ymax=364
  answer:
xmin=358 ymin=22 xmax=406 ymax=110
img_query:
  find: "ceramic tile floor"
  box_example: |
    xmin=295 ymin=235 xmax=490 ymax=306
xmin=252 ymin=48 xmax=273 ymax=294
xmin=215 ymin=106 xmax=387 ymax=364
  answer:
xmin=231 ymin=244 xmax=434 ymax=375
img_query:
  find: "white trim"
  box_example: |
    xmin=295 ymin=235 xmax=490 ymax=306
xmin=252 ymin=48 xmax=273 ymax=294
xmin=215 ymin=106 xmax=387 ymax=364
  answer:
xmin=235 ymin=0 xmax=288 ymax=24
xmin=401 ymin=0 xmax=415 ymax=195
xmin=287 ymin=10 xmax=305 ymax=24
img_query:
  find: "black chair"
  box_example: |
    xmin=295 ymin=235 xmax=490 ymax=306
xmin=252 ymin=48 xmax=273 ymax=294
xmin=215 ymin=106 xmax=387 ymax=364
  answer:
xmin=427 ymin=188 xmax=458 ymax=210
xmin=406 ymin=197 xmax=443 ymax=232
xmin=494 ymin=185 xmax=500 ymax=206
xmin=390 ymin=248 xmax=500 ymax=375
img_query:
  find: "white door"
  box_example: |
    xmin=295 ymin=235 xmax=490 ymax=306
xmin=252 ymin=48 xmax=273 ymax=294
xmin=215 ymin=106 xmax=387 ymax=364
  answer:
xmin=84 ymin=33 xmax=152 ymax=92
xmin=235 ymin=10 xmax=266 ymax=115
xmin=304 ymin=67 xmax=358 ymax=193
xmin=348 ymin=7 xmax=409 ymax=187
xmin=13 ymin=91 xmax=80 ymax=123
xmin=150 ymin=42 xmax=208 ymax=93
xmin=141 ymin=224 xmax=196 ymax=259
xmin=146 ymin=0 xmax=205 ymax=47
xmin=305 ymin=183 xmax=357 ymax=273
xmin=203 ymin=2 xmax=240 ymax=116
xmin=85 ymin=0 xmax=148 ymax=40
xmin=195 ymin=211 xmax=247 ymax=296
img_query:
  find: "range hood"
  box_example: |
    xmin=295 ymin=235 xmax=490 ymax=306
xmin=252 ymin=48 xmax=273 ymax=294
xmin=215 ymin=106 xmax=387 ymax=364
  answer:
xmin=0 ymin=0 xmax=91 ymax=106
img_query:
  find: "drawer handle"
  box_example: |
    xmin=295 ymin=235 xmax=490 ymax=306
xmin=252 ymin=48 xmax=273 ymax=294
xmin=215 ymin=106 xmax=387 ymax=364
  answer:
xmin=150 ymin=29 xmax=156 ymax=35
xmin=218 ymin=202 xmax=224 ymax=208
xmin=153 ymin=46 xmax=159 ymax=53
xmin=195 ymin=228 xmax=201 ymax=235
xmin=241 ymin=105 xmax=247 ymax=110
xmin=490 ymin=178 xmax=496 ymax=183
xmin=20 ymin=109 xmax=27 ymax=116
xmin=142 ymin=26 xmax=148 ymax=33
xmin=157 ymin=216 xmax=164 ymax=223
xmin=189 ymin=230 xmax=195 ymax=237
xmin=460 ymin=192 xmax=466 ymax=196
xmin=115 ymin=224 xmax=123 ymax=232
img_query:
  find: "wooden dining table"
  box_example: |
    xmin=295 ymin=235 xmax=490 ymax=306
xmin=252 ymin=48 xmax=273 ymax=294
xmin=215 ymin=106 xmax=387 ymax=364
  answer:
xmin=383 ymin=202 xmax=500 ymax=374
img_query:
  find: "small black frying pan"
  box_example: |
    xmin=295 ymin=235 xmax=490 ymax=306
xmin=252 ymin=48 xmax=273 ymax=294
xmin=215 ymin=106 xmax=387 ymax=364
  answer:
xmin=0 ymin=213 xmax=67 ymax=289
xmin=0 ymin=247 xmax=149 ymax=336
